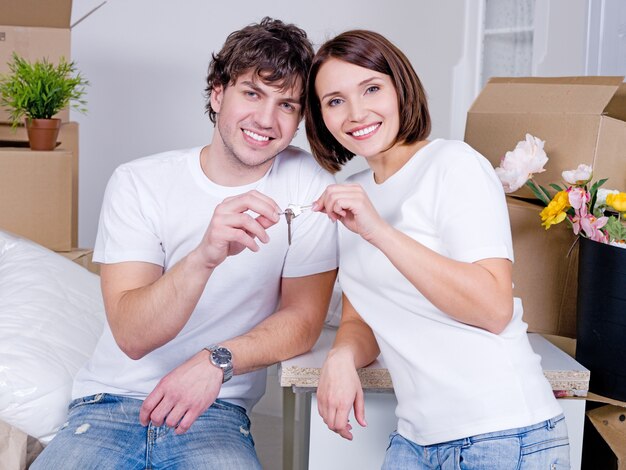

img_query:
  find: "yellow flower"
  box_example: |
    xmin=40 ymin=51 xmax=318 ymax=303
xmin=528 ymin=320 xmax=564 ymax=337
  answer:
xmin=540 ymin=190 xmax=570 ymax=229
xmin=607 ymin=192 xmax=626 ymax=212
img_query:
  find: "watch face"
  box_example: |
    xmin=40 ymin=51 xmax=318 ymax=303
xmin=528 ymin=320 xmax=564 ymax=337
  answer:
xmin=211 ymin=347 xmax=232 ymax=366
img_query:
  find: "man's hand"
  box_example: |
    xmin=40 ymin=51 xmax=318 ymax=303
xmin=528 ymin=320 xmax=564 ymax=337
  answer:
xmin=199 ymin=190 xmax=281 ymax=269
xmin=139 ymin=350 xmax=222 ymax=434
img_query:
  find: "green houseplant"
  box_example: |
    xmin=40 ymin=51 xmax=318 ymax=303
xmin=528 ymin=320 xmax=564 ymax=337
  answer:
xmin=0 ymin=52 xmax=88 ymax=150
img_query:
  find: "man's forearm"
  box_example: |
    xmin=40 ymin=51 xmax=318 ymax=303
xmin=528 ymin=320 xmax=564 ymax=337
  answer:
xmin=103 ymin=249 xmax=214 ymax=359
xmin=221 ymin=270 xmax=336 ymax=375
xmin=222 ymin=306 xmax=323 ymax=375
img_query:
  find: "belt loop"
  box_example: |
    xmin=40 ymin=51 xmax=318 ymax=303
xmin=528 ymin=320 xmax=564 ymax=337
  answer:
xmin=546 ymin=417 xmax=556 ymax=430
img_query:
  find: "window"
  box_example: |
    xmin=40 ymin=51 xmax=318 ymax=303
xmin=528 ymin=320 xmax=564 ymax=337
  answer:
xmin=481 ymin=0 xmax=535 ymax=87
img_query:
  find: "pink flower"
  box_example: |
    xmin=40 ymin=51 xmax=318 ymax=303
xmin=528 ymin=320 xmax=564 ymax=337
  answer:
xmin=581 ymin=215 xmax=609 ymax=242
xmin=568 ymin=187 xmax=590 ymax=216
xmin=571 ymin=212 xmax=609 ymax=242
xmin=495 ymin=134 xmax=548 ymax=193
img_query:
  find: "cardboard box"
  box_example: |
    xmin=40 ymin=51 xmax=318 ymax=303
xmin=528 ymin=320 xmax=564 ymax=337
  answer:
xmin=0 ymin=121 xmax=79 ymax=246
xmin=586 ymin=404 xmax=626 ymax=469
xmin=0 ymin=149 xmax=72 ymax=251
xmin=59 ymin=248 xmax=100 ymax=275
xmin=0 ymin=0 xmax=73 ymax=123
xmin=507 ymin=196 xmax=579 ymax=337
xmin=0 ymin=419 xmax=43 ymax=470
xmin=465 ymin=76 xmax=626 ymax=200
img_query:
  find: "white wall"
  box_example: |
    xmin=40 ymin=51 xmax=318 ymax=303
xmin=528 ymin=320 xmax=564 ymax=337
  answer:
xmin=70 ymin=0 xmax=466 ymax=247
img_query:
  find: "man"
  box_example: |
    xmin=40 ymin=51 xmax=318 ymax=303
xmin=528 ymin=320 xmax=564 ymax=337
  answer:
xmin=33 ymin=17 xmax=337 ymax=469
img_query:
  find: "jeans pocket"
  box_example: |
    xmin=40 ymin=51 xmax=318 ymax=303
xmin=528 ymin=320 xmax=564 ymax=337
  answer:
xmin=459 ymin=436 xmax=522 ymax=470
xmin=519 ymin=417 xmax=570 ymax=469
xmin=68 ymin=393 xmax=106 ymax=411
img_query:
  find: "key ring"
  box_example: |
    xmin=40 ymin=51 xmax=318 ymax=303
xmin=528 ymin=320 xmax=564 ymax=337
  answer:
xmin=279 ymin=203 xmax=313 ymax=218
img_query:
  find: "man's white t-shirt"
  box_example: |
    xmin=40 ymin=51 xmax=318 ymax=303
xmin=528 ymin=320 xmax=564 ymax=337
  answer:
xmin=339 ymin=139 xmax=562 ymax=445
xmin=74 ymin=146 xmax=338 ymax=411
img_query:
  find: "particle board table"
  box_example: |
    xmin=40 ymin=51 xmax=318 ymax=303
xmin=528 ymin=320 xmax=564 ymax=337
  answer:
xmin=280 ymin=328 xmax=589 ymax=470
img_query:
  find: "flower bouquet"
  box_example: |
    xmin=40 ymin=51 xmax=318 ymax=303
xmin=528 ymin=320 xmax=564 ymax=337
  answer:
xmin=496 ymin=134 xmax=626 ymax=401
xmin=495 ymin=134 xmax=626 ymax=248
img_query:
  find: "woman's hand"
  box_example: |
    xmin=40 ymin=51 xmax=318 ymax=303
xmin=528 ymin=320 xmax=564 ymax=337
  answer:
xmin=316 ymin=346 xmax=367 ymax=440
xmin=313 ymin=184 xmax=389 ymax=243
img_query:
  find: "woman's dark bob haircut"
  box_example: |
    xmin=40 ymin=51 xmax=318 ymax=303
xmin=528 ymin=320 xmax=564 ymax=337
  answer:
xmin=305 ymin=30 xmax=431 ymax=173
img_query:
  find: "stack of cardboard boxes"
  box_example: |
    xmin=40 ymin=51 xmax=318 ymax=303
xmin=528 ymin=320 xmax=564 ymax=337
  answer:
xmin=0 ymin=0 xmax=80 ymax=253
xmin=465 ymin=76 xmax=626 ymax=468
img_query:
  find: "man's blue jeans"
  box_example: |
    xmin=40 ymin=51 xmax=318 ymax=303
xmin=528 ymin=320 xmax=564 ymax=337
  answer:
xmin=382 ymin=414 xmax=570 ymax=470
xmin=31 ymin=393 xmax=262 ymax=469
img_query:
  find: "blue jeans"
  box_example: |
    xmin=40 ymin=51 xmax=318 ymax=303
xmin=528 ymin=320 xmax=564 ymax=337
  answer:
xmin=31 ymin=393 xmax=262 ymax=470
xmin=382 ymin=414 xmax=570 ymax=470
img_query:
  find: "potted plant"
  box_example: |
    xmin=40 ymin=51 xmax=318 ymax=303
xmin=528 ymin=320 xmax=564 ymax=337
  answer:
xmin=0 ymin=52 xmax=88 ymax=150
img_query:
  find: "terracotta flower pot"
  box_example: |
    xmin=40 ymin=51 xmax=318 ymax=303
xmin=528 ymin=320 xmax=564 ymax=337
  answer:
xmin=25 ymin=118 xmax=62 ymax=151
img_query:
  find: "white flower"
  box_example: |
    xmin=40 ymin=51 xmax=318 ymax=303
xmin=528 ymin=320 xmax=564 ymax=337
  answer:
xmin=596 ymin=188 xmax=619 ymax=207
xmin=562 ymin=164 xmax=592 ymax=185
xmin=495 ymin=134 xmax=548 ymax=193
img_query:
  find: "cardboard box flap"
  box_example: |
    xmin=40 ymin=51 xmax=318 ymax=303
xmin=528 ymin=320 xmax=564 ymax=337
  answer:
xmin=0 ymin=0 xmax=72 ymax=29
xmin=469 ymin=76 xmax=625 ymax=116
xmin=605 ymin=83 xmax=626 ymax=121
xmin=587 ymin=405 xmax=626 ymax=463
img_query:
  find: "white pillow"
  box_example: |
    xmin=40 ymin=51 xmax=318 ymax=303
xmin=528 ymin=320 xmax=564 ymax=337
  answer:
xmin=0 ymin=231 xmax=105 ymax=444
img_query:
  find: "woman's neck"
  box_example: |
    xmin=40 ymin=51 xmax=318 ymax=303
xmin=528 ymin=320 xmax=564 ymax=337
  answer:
xmin=369 ymin=139 xmax=430 ymax=184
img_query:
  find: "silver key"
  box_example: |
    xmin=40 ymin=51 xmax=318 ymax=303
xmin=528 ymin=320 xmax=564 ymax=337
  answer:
xmin=280 ymin=203 xmax=313 ymax=246
xmin=284 ymin=208 xmax=294 ymax=245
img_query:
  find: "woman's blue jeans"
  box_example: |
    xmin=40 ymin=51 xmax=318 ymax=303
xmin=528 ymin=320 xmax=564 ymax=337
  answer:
xmin=382 ymin=414 xmax=570 ymax=469
xmin=31 ymin=393 xmax=262 ymax=470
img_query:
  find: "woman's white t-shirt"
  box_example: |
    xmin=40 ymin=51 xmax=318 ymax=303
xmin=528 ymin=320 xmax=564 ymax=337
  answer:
xmin=339 ymin=139 xmax=562 ymax=445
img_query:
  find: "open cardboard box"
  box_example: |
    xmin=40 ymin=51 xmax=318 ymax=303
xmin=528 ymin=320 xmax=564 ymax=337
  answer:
xmin=465 ymin=76 xmax=626 ymax=201
xmin=507 ymin=196 xmax=579 ymax=338
xmin=0 ymin=0 xmax=73 ymax=123
xmin=0 ymin=122 xmax=79 ymax=251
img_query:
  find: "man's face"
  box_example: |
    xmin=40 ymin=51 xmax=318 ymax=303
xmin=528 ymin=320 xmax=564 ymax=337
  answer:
xmin=211 ymin=70 xmax=303 ymax=170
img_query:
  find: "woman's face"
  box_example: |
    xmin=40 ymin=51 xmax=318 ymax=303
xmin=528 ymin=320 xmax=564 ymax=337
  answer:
xmin=315 ymin=58 xmax=400 ymax=160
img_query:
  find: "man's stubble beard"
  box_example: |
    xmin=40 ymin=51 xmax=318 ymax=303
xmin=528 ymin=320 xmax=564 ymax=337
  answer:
xmin=218 ymin=125 xmax=282 ymax=171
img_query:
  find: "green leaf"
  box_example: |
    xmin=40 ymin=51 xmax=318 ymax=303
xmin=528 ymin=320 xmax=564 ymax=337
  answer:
xmin=526 ymin=180 xmax=551 ymax=206
xmin=590 ymin=178 xmax=608 ymax=194
xmin=605 ymin=215 xmax=626 ymax=243
xmin=539 ymin=185 xmax=553 ymax=200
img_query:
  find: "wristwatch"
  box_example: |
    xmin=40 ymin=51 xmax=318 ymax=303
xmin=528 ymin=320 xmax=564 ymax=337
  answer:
xmin=206 ymin=345 xmax=233 ymax=383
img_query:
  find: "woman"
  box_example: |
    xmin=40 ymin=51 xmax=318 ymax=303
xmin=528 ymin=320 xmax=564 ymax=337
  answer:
xmin=306 ymin=30 xmax=570 ymax=469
